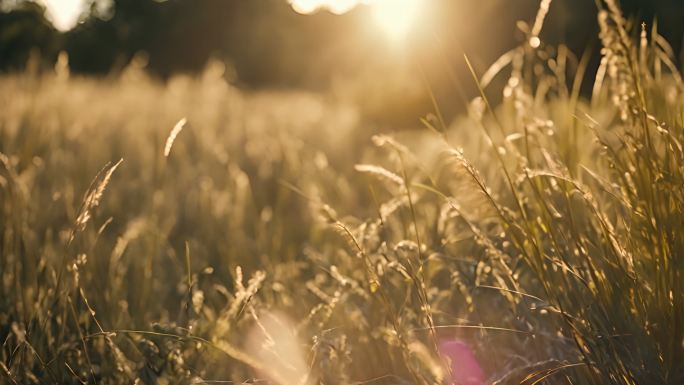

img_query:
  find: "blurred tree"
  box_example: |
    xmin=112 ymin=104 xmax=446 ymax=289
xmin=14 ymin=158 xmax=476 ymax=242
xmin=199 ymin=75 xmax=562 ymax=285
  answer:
xmin=0 ymin=1 xmax=59 ymax=71
xmin=64 ymin=0 xmax=380 ymax=88
xmin=1 ymin=0 xmax=683 ymax=86
xmin=65 ymin=0 xmax=161 ymax=73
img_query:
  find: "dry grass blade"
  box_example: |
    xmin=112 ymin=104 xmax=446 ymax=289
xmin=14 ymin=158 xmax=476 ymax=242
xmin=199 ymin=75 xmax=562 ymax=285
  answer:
xmin=411 ymin=324 xmax=533 ymax=335
xmin=354 ymin=164 xmax=404 ymax=186
xmin=164 ymin=117 xmax=187 ymax=157
xmin=71 ymin=159 xmax=123 ymax=243
xmin=529 ymin=0 xmax=552 ymax=47
xmin=0 ymin=361 xmax=20 ymax=385
xmin=480 ymin=48 xmax=517 ymax=89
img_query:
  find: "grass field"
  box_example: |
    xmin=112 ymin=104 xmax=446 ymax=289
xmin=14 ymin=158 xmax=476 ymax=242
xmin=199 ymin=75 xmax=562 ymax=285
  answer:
xmin=1 ymin=1 xmax=683 ymax=384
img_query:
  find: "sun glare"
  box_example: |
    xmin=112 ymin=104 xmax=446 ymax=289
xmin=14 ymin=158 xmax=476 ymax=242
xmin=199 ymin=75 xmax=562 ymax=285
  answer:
xmin=41 ymin=0 xmax=424 ymax=37
xmin=290 ymin=0 xmax=423 ymax=40
xmin=370 ymin=0 xmax=422 ymax=40
xmin=289 ymin=0 xmax=362 ymax=15
xmin=41 ymin=0 xmax=85 ymax=31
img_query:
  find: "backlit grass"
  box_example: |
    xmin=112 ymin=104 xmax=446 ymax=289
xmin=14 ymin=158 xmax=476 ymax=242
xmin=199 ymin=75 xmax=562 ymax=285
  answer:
xmin=1 ymin=1 xmax=683 ymax=384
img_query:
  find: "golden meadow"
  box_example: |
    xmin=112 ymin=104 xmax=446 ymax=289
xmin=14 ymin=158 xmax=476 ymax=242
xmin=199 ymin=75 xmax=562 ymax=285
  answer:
xmin=1 ymin=1 xmax=683 ymax=384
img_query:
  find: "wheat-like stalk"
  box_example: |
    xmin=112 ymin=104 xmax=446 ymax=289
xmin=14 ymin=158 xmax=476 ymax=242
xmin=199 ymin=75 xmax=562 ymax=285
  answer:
xmin=164 ymin=117 xmax=187 ymax=157
xmin=71 ymin=159 xmax=123 ymax=242
xmin=529 ymin=0 xmax=552 ymax=47
xmin=354 ymin=164 xmax=404 ymax=186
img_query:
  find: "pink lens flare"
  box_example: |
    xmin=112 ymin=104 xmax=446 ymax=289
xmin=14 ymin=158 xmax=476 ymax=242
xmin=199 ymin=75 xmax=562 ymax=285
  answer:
xmin=439 ymin=339 xmax=485 ymax=385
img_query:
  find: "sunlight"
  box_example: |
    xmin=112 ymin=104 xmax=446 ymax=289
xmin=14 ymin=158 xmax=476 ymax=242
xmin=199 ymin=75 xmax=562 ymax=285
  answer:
xmin=289 ymin=0 xmax=362 ymax=15
xmin=41 ymin=0 xmax=85 ymax=31
xmin=289 ymin=0 xmax=423 ymax=40
xmin=370 ymin=0 xmax=422 ymax=40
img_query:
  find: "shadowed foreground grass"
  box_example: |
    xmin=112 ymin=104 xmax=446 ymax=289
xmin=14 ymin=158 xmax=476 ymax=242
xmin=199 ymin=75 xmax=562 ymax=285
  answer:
xmin=1 ymin=1 xmax=683 ymax=384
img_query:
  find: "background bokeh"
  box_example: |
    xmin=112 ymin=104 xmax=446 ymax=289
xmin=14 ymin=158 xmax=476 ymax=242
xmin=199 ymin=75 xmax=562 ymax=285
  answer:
xmin=1 ymin=0 xmax=683 ymax=125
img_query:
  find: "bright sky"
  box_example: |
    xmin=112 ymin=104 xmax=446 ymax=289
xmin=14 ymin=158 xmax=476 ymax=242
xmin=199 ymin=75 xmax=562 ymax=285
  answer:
xmin=291 ymin=0 xmax=422 ymax=39
xmin=42 ymin=0 xmax=423 ymax=39
xmin=41 ymin=0 xmax=86 ymax=31
xmin=289 ymin=0 xmax=365 ymax=14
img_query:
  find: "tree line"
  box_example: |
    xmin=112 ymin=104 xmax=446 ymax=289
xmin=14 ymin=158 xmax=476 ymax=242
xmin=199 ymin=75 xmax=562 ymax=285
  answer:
xmin=1 ymin=0 xmax=682 ymax=89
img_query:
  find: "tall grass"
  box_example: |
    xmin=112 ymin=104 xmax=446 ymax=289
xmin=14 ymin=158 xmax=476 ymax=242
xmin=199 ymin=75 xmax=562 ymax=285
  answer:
xmin=1 ymin=1 xmax=683 ymax=384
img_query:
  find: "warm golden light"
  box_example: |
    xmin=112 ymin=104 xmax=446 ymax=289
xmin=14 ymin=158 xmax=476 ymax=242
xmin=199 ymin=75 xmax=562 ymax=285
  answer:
xmin=290 ymin=0 xmax=423 ymax=40
xmin=370 ymin=0 xmax=422 ymax=40
xmin=289 ymin=0 xmax=362 ymax=15
xmin=41 ymin=0 xmax=85 ymax=31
